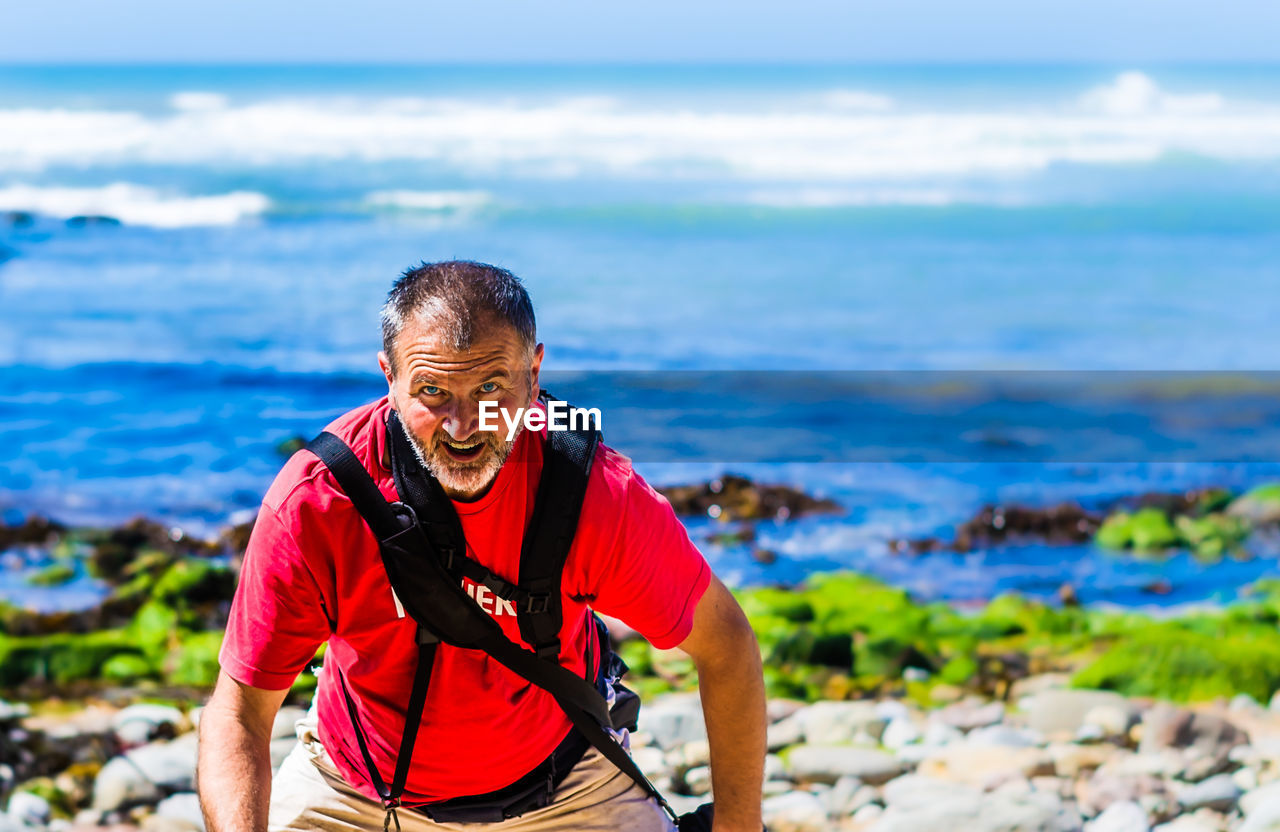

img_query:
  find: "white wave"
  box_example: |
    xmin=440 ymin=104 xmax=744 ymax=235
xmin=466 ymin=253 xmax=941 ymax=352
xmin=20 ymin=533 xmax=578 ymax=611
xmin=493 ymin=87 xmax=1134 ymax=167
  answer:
xmin=0 ymin=183 xmax=270 ymax=227
xmin=745 ymin=187 xmax=960 ymax=207
xmin=0 ymin=78 xmax=1277 ymax=182
xmin=170 ymin=91 xmax=229 ymax=112
xmin=364 ymin=190 xmax=491 ymax=211
xmin=1079 ymin=71 xmax=1224 ymax=116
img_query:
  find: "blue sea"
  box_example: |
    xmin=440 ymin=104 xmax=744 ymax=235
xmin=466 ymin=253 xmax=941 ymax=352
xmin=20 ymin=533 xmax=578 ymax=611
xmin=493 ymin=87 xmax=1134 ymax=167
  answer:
xmin=3 ymin=64 xmax=1280 ymax=610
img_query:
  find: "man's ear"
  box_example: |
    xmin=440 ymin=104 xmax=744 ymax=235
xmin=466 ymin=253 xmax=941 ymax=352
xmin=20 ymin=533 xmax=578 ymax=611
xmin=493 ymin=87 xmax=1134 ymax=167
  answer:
xmin=377 ymin=351 xmax=396 ymax=393
xmin=528 ymin=343 xmax=545 ymax=401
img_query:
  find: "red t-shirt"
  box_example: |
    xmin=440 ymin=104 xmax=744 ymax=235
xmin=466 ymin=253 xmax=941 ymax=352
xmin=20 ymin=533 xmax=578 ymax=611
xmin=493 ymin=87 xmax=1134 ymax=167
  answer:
xmin=218 ymin=396 xmax=711 ymax=803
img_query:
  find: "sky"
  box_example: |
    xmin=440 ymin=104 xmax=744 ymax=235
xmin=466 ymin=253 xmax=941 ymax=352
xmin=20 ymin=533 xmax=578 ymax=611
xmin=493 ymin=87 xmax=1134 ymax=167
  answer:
xmin=2 ymin=0 xmax=1279 ymax=64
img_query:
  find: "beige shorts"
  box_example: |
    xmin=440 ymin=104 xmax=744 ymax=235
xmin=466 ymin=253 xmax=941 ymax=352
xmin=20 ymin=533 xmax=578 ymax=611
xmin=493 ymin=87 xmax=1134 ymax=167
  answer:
xmin=268 ymin=713 xmax=677 ymax=832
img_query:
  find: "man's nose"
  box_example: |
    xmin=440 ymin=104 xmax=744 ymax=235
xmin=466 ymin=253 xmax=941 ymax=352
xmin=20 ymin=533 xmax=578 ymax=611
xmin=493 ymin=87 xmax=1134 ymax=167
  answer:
xmin=442 ymin=399 xmax=479 ymax=440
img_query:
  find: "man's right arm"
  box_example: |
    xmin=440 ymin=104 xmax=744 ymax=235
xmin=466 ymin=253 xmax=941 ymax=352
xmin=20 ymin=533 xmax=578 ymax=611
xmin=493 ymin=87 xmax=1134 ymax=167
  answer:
xmin=197 ymin=669 xmax=291 ymax=832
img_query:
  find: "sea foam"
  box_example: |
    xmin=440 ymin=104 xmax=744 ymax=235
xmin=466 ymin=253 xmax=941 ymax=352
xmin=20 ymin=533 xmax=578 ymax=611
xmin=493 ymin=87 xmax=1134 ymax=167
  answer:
xmin=0 ymin=183 xmax=270 ymax=228
xmin=364 ymin=190 xmax=491 ymax=211
xmin=0 ymin=74 xmax=1275 ymax=182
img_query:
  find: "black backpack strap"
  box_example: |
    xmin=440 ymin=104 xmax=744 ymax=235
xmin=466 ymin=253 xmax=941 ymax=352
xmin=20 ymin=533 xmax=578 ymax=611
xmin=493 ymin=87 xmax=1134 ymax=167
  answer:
xmin=307 ymin=431 xmax=404 ymax=540
xmin=517 ymin=393 xmax=600 ymax=660
xmin=305 ymin=432 xmax=442 ymax=828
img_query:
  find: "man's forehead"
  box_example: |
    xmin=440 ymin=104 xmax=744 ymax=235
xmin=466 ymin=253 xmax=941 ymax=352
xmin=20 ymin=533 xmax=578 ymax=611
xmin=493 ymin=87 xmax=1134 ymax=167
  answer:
xmin=396 ymin=317 xmax=527 ymax=375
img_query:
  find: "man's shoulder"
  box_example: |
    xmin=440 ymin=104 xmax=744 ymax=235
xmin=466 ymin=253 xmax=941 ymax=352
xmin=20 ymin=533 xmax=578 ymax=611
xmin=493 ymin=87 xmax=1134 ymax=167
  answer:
xmin=262 ymin=396 xmax=392 ymax=515
xmin=580 ymin=438 xmax=678 ymax=528
xmin=582 ymin=439 xmax=636 ymax=507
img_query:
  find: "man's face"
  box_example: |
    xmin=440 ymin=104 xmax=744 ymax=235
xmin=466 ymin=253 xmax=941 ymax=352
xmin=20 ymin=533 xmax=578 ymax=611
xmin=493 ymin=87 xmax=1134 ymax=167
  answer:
xmin=379 ymin=315 xmax=543 ymax=501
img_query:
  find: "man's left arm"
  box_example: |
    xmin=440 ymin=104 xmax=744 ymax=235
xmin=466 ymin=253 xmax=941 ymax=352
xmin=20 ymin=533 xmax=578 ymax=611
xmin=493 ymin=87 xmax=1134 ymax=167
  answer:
xmin=676 ymin=574 xmax=766 ymax=832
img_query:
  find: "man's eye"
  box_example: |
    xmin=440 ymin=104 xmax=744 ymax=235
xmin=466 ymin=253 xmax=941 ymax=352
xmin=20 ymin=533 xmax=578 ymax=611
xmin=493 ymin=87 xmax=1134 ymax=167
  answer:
xmin=479 ymin=382 xmax=499 ymax=394
xmin=422 ymin=385 xmax=441 ymax=396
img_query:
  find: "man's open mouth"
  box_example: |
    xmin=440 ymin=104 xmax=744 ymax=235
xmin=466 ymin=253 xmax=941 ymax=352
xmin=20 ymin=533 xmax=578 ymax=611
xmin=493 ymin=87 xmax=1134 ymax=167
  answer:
xmin=440 ymin=436 xmax=487 ymax=461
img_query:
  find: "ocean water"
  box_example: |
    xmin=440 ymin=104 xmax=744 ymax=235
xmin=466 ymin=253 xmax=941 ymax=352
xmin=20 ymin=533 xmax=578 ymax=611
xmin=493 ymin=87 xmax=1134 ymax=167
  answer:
xmin=2 ymin=64 xmax=1280 ymax=608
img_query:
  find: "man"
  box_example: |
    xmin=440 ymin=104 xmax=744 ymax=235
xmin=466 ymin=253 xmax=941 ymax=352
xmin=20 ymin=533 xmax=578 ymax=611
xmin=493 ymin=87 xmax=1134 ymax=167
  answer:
xmin=197 ymin=261 xmax=766 ymax=832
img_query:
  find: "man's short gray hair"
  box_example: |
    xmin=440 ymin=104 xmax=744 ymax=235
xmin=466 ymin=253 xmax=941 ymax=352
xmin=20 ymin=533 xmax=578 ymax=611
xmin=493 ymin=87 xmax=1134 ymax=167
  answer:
xmin=380 ymin=260 xmax=537 ymax=376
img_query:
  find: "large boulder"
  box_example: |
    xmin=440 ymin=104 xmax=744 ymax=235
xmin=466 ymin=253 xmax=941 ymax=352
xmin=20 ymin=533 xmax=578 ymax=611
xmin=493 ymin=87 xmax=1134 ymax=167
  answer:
xmin=785 ymin=746 xmax=906 ymax=785
xmin=1023 ymin=690 xmax=1134 ymax=736
xmin=917 ymin=746 xmax=1055 ymax=789
xmin=1086 ymin=800 xmax=1149 ymax=832
xmin=637 ymin=694 xmax=705 ymax=750
xmin=93 ymin=734 xmax=198 ymax=812
xmin=760 ymin=791 xmax=827 ymax=832
xmin=796 ymin=701 xmax=885 ymax=745
xmin=869 ymin=790 xmax=1077 ymax=832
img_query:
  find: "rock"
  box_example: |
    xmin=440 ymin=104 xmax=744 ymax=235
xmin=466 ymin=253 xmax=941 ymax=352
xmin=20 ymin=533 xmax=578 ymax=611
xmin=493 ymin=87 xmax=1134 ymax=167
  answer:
xmin=1084 ymin=705 xmax=1137 ymax=737
xmin=763 ymin=754 xmax=785 ymax=781
xmin=1242 ymin=802 xmax=1280 ymax=832
xmin=922 ymin=721 xmax=964 ymax=748
xmin=1139 ymin=705 xmax=1247 ymax=771
xmin=882 ymin=775 xmax=981 ymax=810
xmin=874 ymin=701 xmax=911 ymax=722
xmin=637 ymin=694 xmax=705 ymax=750
xmin=1241 ymin=792 xmax=1280 ymax=832
xmin=271 ymin=707 xmax=307 ymax=741
xmin=679 ymin=739 xmax=710 ymax=769
xmin=152 ymin=793 xmax=204 ymax=832
xmin=0 ymin=815 xmax=34 ymax=832
xmin=112 ymin=705 xmax=185 ymax=747
xmin=92 ymin=757 xmax=163 ymax=812
xmin=1153 ymin=811 xmax=1227 ymax=832
xmin=833 ymin=780 xmax=879 ymax=818
xmin=632 ymin=746 xmax=666 ymax=779
xmin=767 ymin=713 xmax=805 ymax=751
xmin=1049 ymin=743 xmax=1115 ymax=778
xmin=934 ymin=700 xmax=1004 ymax=732
xmin=768 ymin=700 xmax=807 ymax=723
xmin=918 ymin=746 xmax=1055 ymax=789
xmin=1086 ymin=800 xmax=1149 ymax=832
xmin=786 ymin=746 xmax=906 ymax=785
xmin=1024 ymin=690 xmax=1133 ymax=736
xmin=683 ymin=766 xmax=711 ymax=796
xmin=761 ymin=791 xmax=828 ymax=832
xmin=1076 ymin=771 xmax=1171 ymax=817
xmin=953 ymin=502 xmax=1102 ymax=550
xmin=1178 ymin=773 xmax=1240 ymax=812
xmin=762 ymin=780 xmax=794 ymax=797
xmin=118 ymin=732 xmax=199 ymax=798
xmin=1078 ymin=724 xmax=1108 ymax=743
xmin=658 ymin=475 xmax=841 ymax=522
xmin=1226 ymin=484 xmax=1280 ymax=527
xmin=1242 ymin=782 xmax=1280 ymax=817
xmin=797 ymin=701 xmax=886 ymax=745
xmin=1231 ymin=694 xmax=1264 ymax=714
xmin=0 ymin=516 xmax=65 ymax=550
xmin=7 ymin=790 xmax=52 ymax=825
xmin=966 ymin=725 xmax=1042 ymax=748
xmin=1234 ymin=766 xmax=1259 ymax=793
xmin=852 ymin=803 xmax=883 ymax=826
xmin=881 ymin=718 xmax=921 ymax=750
xmin=1011 ymin=674 xmax=1073 ymax=701
xmin=869 ymin=791 xmax=1076 ymax=832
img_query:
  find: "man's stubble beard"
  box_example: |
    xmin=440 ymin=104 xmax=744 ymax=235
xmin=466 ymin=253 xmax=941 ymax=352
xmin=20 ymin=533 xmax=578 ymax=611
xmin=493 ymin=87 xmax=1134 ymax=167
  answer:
xmin=406 ymin=422 xmax=524 ymax=498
